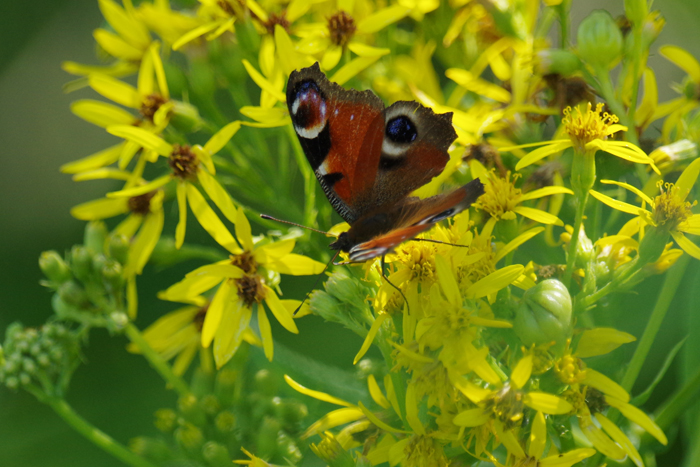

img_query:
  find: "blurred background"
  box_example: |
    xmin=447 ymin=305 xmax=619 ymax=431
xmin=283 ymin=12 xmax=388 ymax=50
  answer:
xmin=1 ymin=0 xmax=699 ymax=465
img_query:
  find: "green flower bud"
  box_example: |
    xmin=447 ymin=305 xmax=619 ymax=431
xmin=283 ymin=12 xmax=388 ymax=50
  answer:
xmin=256 ymin=416 xmax=281 ymax=460
xmin=214 ymin=368 xmax=238 ymax=406
xmin=178 ymin=393 xmax=207 ymax=426
xmin=201 ymin=394 xmax=221 ymax=416
xmin=254 ymin=369 xmax=279 ymax=397
xmin=202 ymin=441 xmax=231 ymax=467
xmin=108 ymin=234 xmax=130 ymax=265
xmin=70 ymin=246 xmax=94 ymax=283
xmin=170 ymin=100 xmax=204 ymax=134
xmin=274 ymin=398 xmax=308 ymax=429
xmin=514 ymin=279 xmax=572 ymax=352
xmin=154 ymin=408 xmax=178 ymax=433
xmin=101 ymin=259 xmax=124 ymax=290
xmin=84 ymin=221 xmax=108 ymax=254
xmin=214 ymin=410 xmax=236 ymax=434
xmin=5 ymin=376 xmax=19 ymax=389
xmin=39 ymin=251 xmax=72 ymax=285
xmin=129 ymin=437 xmax=173 ymax=463
xmin=577 ymin=10 xmax=623 ymax=70
xmin=637 ymin=226 xmax=670 ymax=265
xmin=310 ymin=433 xmax=355 ymax=467
xmin=174 ymin=422 xmax=205 ymax=455
xmin=641 ymin=11 xmax=664 ymax=49
xmin=535 ymin=49 xmax=582 ymax=77
xmin=276 ymin=432 xmax=303 ymax=465
xmin=57 ymin=281 xmax=89 ymax=308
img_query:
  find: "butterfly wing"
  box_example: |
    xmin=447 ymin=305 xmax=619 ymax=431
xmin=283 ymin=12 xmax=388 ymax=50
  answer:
xmin=345 ymin=178 xmax=485 ymax=262
xmin=287 ymin=63 xmax=458 ymax=223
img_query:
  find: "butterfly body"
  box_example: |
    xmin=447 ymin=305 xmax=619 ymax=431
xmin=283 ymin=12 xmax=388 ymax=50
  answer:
xmin=287 ymin=63 xmax=484 ymax=262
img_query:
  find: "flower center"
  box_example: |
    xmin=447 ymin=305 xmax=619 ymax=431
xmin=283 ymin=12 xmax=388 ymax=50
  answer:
xmin=235 ymin=275 xmax=265 ymax=307
xmin=396 ymin=241 xmax=436 ymax=282
xmin=230 ymin=251 xmax=257 ymax=274
xmin=128 ymin=191 xmax=156 ymax=215
xmin=217 ymin=0 xmax=237 ymax=16
xmin=263 ymin=12 xmax=290 ymax=35
xmin=473 ymin=171 xmax=521 ymax=221
xmin=465 ymin=143 xmax=505 ymax=175
xmin=484 ymin=382 xmax=524 ymax=428
xmin=563 ymin=102 xmax=619 ymax=150
xmin=584 ymin=387 xmax=608 ymax=414
xmin=555 ymin=354 xmax=587 ymax=385
xmin=140 ymin=93 xmax=168 ymax=123
xmin=327 ymin=11 xmax=356 ymax=48
xmin=653 ymin=181 xmax=696 ymax=231
xmin=404 ymin=435 xmax=449 ymax=467
xmin=168 ymin=144 xmax=199 ymax=181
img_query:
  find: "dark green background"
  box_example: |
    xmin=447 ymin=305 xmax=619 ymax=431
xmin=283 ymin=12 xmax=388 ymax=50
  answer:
xmin=1 ymin=0 xmax=700 ymax=466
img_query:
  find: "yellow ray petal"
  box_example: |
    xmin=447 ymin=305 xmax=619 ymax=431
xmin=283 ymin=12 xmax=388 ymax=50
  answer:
xmin=302 ymin=407 xmax=365 ymax=439
xmin=187 ymin=185 xmax=240 ymax=253
xmin=197 ymin=169 xmax=237 ymax=224
xmin=203 ymin=121 xmax=241 ymax=157
xmin=70 ymin=197 xmax=128 ymax=220
xmin=356 ymin=5 xmax=410 ymax=34
xmin=589 ymin=189 xmax=645 ymax=216
xmin=71 ymin=99 xmax=136 ymax=127
xmin=511 ymin=355 xmax=533 ymax=389
xmin=604 ymin=396 xmax=668 ymax=445
xmin=523 ymin=392 xmax=573 ymax=414
xmin=263 ymin=286 xmax=298 ymax=334
xmin=367 ymin=374 xmax=390 ymax=409
xmin=89 ymin=73 xmax=141 ymax=108
xmin=284 ymin=375 xmax=353 ymax=407
xmin=515 ymin=141 xmax=572 ymax=171
xmin=576 ymin=328 xmax=636 ymax=358
xmin=330 ymin=55 xmax=381 ymax=86
xmin=354 ymin=313 xmax=388 ymax=364
xmin=583 ymin=369 xmax=630 ymax=402
xmin=175 ymin=182 xmax=187 ymax=248
xmin=257 ymin=304 xmax=273 ymax=361
xmin=519 ymin=186 xmax=574 ymax=201
xmin=513 ymin=206 xmax=564 ymax=226
xmin=125 ymin=207 xmax=163 ymax=275
xmin=61 ymin=144 xmax=123 ymax=174
xmin=465 ymin=264 xmax=524 ymax=298
xmin=660 ymin=45 xmax=700 ymax=83
xmin=529 ymin=411 xmax=546 ymax=458
xmin=242 ymin=59 xmax=286 ymax=102
xmin=201 ymin=281 xmax=233 ymax=347
xmin=675 ymin=156 xmax=700 ymax=199
xmin=107 ymin=125 xmax=173 ymax=156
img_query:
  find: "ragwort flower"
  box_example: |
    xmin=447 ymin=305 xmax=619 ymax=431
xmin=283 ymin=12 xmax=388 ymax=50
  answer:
xmin=160 ymin=209 xmax=324 ymax=366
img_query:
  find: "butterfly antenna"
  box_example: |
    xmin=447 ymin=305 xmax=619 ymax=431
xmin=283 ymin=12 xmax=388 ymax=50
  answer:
xmin=380 ymin=255 xmax=410 ymax=315
xmin=411 ymin=238 xmax=469 ymax=248
xmin=260 ymin=214 xmax=330 ymax=235
xmin=293 ymin=250 xmax=340 ymax=315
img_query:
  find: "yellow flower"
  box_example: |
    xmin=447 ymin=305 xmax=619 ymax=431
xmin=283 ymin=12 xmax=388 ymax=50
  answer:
xmin=452 ymin=355 xmax=574 ymax=458
xmin=234 ymin=447 xmax=272 ymax=467
xmin=589 ymin=156 xmax=700 ymax=260
xmin=656 ymin=46 xmax=700 ymax=142
xmin=62 ymin=0 xmax=151 ymax=77
xmin=513 ymin=103 xmax=659 ymax=173
xmin=473 ymin=170 xmax=573 ymax=234
xmin=160 ymin=209 xmax=324 ymax=366
xmin=105 ymin=121 xmax=241 ymax=248
xmin=171 ymin=0 xmax=240 ymax=50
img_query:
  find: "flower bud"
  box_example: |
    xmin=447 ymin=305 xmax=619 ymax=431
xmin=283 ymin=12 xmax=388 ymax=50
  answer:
xmin=577 ymin=11 xmax=623 ymax=70
xmin=174 ymin=422 xmax=205 ymax=455
xmin=202 ymin=441 xmax=231 ymax=467
xmin=637 ymin=226 xmax=670 ymax=265
xmin=84 ymin=221 xmax=108 ymax=254
xmin=535 ymin=49 xmax=582 ymax=77
xmin=310 ymin=432 xmax=355 ymax=467
xmin=255 ymin=369 xmax=279 ymax=397
xmin=170 ymin=100 xmax=204 ymax=134
xmin=277 ymin=432 xmax=303 ymax=465
xmin=57 ymin=281 xmax=89 ymax=308
xmin=201 ymin=394 xmax=221 ymax=416
xmin=641 ymin=11 xmax=664 ymax=49
xmin=108 ymin=234 xmax=130 ymax=265
xmin=624 ymin=0 xmax=648 ymax=26
xmin=101 ymin=258 xmax=124 ymax=290
xmin=178 ymin=393 xmax=207 ymax=426
xmin=70 ymin=246 xmax=94 ymax=283
xmin=257 ymin=416 xmax=282 ymax=460
xmin=129 ymin=437 xmax=172 ymax=463
xmin=214 ymin=410 xmax=236 ymax=434
xmin=39 ymin=251 xmax=72 ymax=285
xmin=273 ymin=398 xmax=308 ymax=428
xmin=154 ymin=408 xmax=177 ymax=433
xmin=214 ymin=368 xmax=238 ymax=406
xmin=514 ymin=279 xmax=572 ymax=352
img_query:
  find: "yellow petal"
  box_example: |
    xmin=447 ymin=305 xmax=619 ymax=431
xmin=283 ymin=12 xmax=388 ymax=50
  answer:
xmin=495 ymin=227 xmax=544 ymax=263
xmin=203 ymin=121 xmax=241 ymax=156
xmin=354 ymin=313 xmax=388 ymax=364
xmin=71 ymin=99 xmax=136 ymax=127
xmin=234 ymin=207 xmax=254 ymax=251
xmin=173 ymin=21 xmax=223 ymax=50
xmin=511 ymin=355 xmax=533 ymax=389
xmin=61 ymin=144 xmax=123 ymax=174
xmin=266 ymin=254 xmax=325 ymax=275
xmin=675 ymin=156 xmax=700 ymax=199
xmin=600 ymin=179 xmax=654 ymax=205
xmin=589 ymin=189 xmax=644 ymax=216
xmin=330 ymin=55 xmax=381 ymax=86
xmin=257 ymin=305 xmax=274 ymax=361
xmin=107 ymin=125 xmax=173 ymax=156
xmin=529 ymin=411 xmax=546 ymax=459
xmin=185 ymin=263 xmax=243 ymax=279
xmin=321 ymin=46 xmax=343 ymax=70
xmin=255 ymin=239 xmax=296 ymax=262
xmin=515 ymin=141 xmax=572 ymax=171
xmin=493 ymin=421 xmax=526 ymax=457
xmin=149 ymin=42 xmax=169 ymax=100
xmin=197 ymin=169 xmax=237 ymax=224
xmin=347 ymin=42 xmax=391 ymax=57
xmin=88 ymin=73 xmax=141 ymax=108
xmin=98 ymin=0 xmax=150 ymax=49
xmin=404 ymin=384 xmax=425 ymax=435
xmin=583 ymin=369 xmax=630 ymax=402
xmin=125 ymin=208 xmax=164 ymax=275
xmin=71 ymin=197 xmax=128 ymax=220
xmin=175 ymin=181 xmax=187 ymax=249
xmin=595 ymin=413 xmax=643 ymax=467
xmin=576 ymin=328 xmax=636 ymax=358
xmin=435 ymin=255 xmax=460 ymax=305
xmin=242 ymin=59 xmax=286 ymax=102
xmin=465 ymin=264 xmax=524 ymax=298
xmin=367 ymin=374 xmax=390 ymax=409
xmin=107 ymin=175 xmax=171 ymax=198
xmin=62 ymin=60 xmax=136 ymax=77
xmin=201 ymin=281 xmax=233 ymax=347
xmin=539 ymin=448 xmax=596 ymax=467
xmin=580 ymin=413 xmax=626 ymax=460
xmin=263 ymin=286 xmax=298 ymax=334
xmin=213 ymin=299 xmax=251 ymax=368
xmin=274 ymin=25 xmax=305 ymax=77
xmin=356 ymin=5 xmax=411 ymax=34
xmin=302 ymin=408 xmax=365 ymax=439
xmin=94 ymin=28 xmax=143 ymax=60
xmin=187 ymin=184 xmax=240 ymax=253
xmin=660 ymin=45 xmax=700 ymax=83
xmin=523 ymin=392 xmax=573 ymax=415
xmin=284 ymin=375 xmax=353 ymax=407
xmin=453 ymin=407 xmax=490 ymax=427
xmin=679 ymin=214 xmax=700 ymax=236
xmin=450 ymin=374 xmax=492 ymax=403
xmin=604 ymin=396 xmax=668 ymax=445
xmin=513 ymin=206 xmax=564 ymax=226
xmin=358 ymin=401 xmax=410 ymax=434
xmin=519 ymin=186 xmax=574 ymax=201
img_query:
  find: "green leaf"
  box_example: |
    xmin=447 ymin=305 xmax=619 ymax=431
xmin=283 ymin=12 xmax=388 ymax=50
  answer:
xmin=631 ymin=336 xmax=687 ymax=406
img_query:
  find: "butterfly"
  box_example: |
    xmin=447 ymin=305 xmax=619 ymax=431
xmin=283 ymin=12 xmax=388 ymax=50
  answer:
xmin=286 ymin=63 xmax=484 ymax=262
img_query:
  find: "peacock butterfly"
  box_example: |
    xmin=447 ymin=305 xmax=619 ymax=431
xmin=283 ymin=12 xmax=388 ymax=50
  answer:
xmin=286 ymin=63 xmax=484 ymax=262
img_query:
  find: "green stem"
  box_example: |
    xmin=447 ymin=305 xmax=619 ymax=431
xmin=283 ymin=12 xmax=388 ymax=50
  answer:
xmin=626 ymin=25 xmax=644 ymax=131
xmin=654 ymin=364 xmax=700 ymax=432
xmin=563 ymin=191 xmax=588 ymax=288
xmin=124 ymin=323 xmax=191 ymax=397
xmin=42 ymin=395 xmax=157 ymax=467
xmin=285 ymin=124 xmax=317 ymax=228
xmin=621 ymin=255 xmax=690 ymax=392
xmin=594 ymin=66 xmax=640 ymax=147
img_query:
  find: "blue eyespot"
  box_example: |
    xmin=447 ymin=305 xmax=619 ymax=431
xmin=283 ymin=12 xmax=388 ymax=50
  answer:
xmin=386 ymin=116 xmax=417 ymax=143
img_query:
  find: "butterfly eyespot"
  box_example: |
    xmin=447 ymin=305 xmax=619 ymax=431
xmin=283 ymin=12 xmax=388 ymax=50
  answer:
xmin=385 ymin=116 xmax=417 ymax=144
xmin=291 ymin=80 xmax=328 ymax=139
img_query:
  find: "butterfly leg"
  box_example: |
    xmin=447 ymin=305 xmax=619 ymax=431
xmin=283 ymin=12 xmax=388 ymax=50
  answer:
xmin=379 ymin=255 xmax=410 ymax=314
